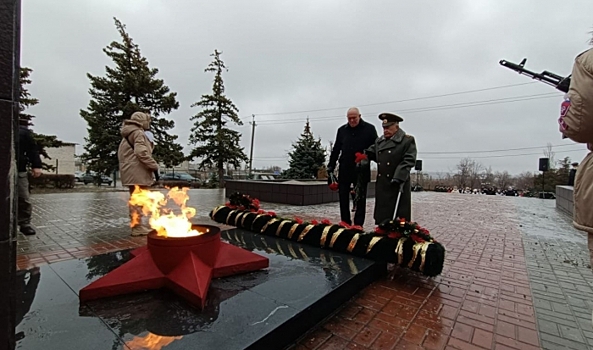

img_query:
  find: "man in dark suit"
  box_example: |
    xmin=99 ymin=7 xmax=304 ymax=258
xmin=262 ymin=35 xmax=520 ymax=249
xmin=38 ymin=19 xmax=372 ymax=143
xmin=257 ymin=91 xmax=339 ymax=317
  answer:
xmin=327 ymin=107 xmax=378 ymax=226
xmin=364 ymin=113 xmax=417 ymax=224
xmin=18 ymin=120 xmax=43 ymax=235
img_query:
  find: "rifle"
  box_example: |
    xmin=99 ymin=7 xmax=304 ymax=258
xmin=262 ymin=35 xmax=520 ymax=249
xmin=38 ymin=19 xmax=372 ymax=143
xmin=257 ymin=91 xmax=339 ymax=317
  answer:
xmin=499 ymin=58 xmax=571 ymax=93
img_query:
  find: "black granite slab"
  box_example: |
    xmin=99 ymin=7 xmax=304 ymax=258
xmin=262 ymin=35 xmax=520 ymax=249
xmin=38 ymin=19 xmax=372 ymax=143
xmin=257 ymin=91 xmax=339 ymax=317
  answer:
xmin=15 ymin=228 xmax=384 ymax=350
xmin=225 ymin=180 xmax=376 ymax=205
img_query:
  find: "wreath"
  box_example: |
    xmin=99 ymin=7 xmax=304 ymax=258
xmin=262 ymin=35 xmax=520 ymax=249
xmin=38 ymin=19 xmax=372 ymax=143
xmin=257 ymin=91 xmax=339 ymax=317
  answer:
xmin=210 ymin=192 xmax=445 ymax=277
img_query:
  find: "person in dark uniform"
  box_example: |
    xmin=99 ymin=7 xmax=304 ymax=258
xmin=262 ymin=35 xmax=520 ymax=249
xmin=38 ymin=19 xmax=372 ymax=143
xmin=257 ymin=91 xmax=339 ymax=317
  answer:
xmin=327 ymin=107 xmax=378 ymax=226
xmin=18 ymin=120 xmax=43 ymax=235
xmin=363 ymin=112 xmax=417 ymax=224
xmin=568 ymin=162 xmax=578 ymax=186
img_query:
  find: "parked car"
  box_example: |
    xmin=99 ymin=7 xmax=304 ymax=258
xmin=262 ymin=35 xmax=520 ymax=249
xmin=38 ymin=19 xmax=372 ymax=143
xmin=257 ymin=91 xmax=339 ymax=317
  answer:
xmin=161 ymin=172 xmax=199 ymax=182
xmin=74 ymin=171 xmax=84 ymax=182
xmin=82 ymin=173 xmax=113 ymax=186
xmin=160 ymin=173 xmax=201 ymax=187
xmin=537 ymin=191 xmax=556 ymax=199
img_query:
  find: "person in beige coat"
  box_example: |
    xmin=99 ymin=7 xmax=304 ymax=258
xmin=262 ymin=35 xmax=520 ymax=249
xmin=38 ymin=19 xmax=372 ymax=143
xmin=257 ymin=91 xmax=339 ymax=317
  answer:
xmin=117 ymin=111 xmax=159 ymax=236
xmin=574 ymin=143 xmax=593 ymax=234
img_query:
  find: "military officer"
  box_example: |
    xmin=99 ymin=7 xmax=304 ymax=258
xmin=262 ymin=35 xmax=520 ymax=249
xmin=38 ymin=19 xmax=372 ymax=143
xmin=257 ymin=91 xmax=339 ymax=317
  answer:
xmin=363 ymin=113 xmax=417 ymax=224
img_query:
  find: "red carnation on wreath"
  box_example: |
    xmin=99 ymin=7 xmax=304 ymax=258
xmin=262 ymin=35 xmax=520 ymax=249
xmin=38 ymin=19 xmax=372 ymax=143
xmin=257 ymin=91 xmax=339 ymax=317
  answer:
xmin=338 ymin=221 xmax=352 ymax=229
xmin=374 ymin=226 xmax=387 ymax=235
xmin=252 ymin=198 xmax=261 ymax=210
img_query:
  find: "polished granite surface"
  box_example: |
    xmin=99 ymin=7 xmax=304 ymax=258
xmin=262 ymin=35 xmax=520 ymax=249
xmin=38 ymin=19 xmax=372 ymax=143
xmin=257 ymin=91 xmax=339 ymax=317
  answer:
xmin=15 ymin=228 xmax=383 ymax=350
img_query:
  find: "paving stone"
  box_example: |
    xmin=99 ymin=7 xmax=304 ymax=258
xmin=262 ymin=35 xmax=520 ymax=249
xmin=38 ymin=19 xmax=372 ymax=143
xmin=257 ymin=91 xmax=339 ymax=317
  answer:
xmin=540 ymin=333 xmax=589 ymax=350
xmin=551 ymin=301 xmax=577 ymax=315
xmin=533 ymin=298 xmax=553 ymax=311
xmin=559 ymin=325 xmax=586 ymax=343
xmin=538 ymin=319 xmax=561 ymax=337
xmin=541 ymin=340 xmax=582 ymax=350
xmin=537 ymin=312 xmax=580 ymax=328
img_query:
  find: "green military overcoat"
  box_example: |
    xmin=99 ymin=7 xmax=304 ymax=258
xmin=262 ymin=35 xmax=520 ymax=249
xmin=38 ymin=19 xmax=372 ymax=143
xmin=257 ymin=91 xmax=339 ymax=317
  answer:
xmin=365 ymin=128 xmax=417 ymax=224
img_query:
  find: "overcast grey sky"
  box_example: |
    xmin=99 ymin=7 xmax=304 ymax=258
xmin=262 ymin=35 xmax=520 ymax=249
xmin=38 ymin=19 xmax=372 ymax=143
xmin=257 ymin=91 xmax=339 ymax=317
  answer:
xmin=21 ymin=0 xmax=593 ymax=174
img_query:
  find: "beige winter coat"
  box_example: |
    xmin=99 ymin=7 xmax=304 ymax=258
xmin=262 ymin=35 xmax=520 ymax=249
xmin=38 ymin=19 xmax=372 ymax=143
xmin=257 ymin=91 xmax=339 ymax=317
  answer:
xmin=117 ymin=112 xmax=159 ymax=186
xmin=574 ymin=149 xmax=593 ymax=233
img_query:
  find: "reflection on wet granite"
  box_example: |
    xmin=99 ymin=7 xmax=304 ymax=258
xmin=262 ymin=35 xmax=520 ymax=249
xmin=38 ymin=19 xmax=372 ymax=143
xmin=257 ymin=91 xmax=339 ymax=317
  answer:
xmin=16 ymin=228 xmax=383 ymax=350
xmin=14 ymin=265 xmax=128 ymax=350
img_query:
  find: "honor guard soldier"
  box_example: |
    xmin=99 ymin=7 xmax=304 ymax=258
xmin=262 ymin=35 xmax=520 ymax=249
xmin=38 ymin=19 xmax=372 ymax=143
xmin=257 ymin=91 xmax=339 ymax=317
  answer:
xmin=363 ymin=113 xmax=417 ymax=224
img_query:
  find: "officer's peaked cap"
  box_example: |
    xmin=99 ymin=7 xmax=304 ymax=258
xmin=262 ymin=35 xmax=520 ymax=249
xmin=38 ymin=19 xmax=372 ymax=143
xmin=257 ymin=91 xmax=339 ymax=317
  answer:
xmin=379 ymin=113 xmax=403 ymax=126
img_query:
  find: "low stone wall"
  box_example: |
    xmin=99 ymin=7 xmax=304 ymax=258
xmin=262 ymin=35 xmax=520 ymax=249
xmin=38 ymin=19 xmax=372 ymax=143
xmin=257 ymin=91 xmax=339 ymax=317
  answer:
xmin=556 ymin=185 xmax=574 ymax=217
xmin=225 ymin=180 xmax=376 ymax=205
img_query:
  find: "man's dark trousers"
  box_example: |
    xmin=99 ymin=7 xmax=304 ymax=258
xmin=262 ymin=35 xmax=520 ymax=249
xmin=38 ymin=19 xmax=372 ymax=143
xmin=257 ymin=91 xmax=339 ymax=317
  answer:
xmin=338 ymin=172 xmax=367 ymax=226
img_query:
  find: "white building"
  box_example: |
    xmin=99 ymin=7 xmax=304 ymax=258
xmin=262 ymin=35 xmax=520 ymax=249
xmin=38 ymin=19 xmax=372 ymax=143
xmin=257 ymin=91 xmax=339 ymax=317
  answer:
xmin=43 ymin=143 xmax=77 ymax=175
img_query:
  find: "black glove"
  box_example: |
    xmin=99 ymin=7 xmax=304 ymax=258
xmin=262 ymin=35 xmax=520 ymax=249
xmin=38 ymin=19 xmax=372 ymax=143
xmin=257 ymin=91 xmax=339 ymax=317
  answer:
xmin=356 ymin=159 xmax=369 ymax=168
xmin=391 ymin=178 xmax=405 ymax=192
xmin=390 ymin=178 xmax=402 ymax=185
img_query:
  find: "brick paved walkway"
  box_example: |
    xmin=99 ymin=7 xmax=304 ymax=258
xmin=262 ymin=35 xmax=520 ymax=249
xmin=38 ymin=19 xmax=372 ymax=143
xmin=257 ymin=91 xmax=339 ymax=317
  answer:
xmin=16 ymin=190 xmax=593 ymax=349
xmin=294 ymin=194 xmax=542 ymax=350
xmin=515 ymin=199 xmax=593 ymax=350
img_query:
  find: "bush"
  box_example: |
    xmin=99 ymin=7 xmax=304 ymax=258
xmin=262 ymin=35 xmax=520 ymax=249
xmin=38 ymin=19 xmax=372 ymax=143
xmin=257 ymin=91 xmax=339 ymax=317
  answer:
xmin=29 ymin=174 xmax=75 ymax=189
xmin=157 ymin=180 xmax=201 ymax=189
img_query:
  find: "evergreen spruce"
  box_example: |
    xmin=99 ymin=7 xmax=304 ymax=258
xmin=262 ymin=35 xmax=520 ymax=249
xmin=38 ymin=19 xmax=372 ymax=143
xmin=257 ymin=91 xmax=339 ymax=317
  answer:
xmin=81 ymin=17 xmax=183 ymax=175
xmin=206 ymin=172 xmax=220 ymax=189
xmin=281 ymin=119 xmax=326 ymax=179
xmin=188 ymin=49 xmax=248 ymax=188
xmin=19 ymin=67 xmax=64 ymax=171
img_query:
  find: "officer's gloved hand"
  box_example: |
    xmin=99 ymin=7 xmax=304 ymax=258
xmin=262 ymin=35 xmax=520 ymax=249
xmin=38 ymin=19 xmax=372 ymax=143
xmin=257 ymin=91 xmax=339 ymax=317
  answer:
xmin=391 ymin=178 xmax=405 ymax=192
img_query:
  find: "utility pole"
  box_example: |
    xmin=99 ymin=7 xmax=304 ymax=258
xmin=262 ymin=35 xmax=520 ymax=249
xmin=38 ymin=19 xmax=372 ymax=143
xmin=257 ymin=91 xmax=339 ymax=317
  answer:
xmin=248 ymin=114 xmax=257 ymax=178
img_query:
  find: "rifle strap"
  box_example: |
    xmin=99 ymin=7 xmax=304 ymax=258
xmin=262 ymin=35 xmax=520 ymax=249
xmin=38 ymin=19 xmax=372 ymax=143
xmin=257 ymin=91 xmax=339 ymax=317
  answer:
xmin=126 ymin=137 xmax=134 ymax=150
xmin=125 ymin=130 xmax=141 ymax=150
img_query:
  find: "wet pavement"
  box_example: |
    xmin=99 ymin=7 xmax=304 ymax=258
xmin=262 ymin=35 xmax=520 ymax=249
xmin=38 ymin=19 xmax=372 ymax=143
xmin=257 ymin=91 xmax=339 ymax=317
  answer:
xmin=14 ymin=190 xmax=593 ymax=349
xmin=514 ymin=198 xmax=593 ymax=350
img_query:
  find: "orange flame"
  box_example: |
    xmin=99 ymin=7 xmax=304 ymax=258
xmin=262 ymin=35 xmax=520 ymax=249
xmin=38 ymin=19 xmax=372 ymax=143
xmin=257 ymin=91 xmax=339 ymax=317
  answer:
xmin=129 ymin=186 xmax=204 ymax=237
xmin=125 ymin=332 xmax=182 ymax=350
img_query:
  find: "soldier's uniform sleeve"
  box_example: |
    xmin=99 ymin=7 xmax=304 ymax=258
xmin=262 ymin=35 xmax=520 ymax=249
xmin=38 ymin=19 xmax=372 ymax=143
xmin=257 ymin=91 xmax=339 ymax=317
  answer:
xmin=393 ymin=135 xmax=417 ymax=182
xmin=365 ymin=139 xmax=377 ymax=162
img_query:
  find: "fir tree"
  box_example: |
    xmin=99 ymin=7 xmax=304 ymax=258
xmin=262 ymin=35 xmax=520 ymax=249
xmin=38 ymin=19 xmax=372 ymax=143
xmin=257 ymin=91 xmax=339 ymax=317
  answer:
xmin=206 ymin=172 xmax=220 ymax=189
xmin=81 ymin=17 xmax=183 ymax=175
xmin=281 ymin=119 xmax=326 ymax=179
xmin=188 ymin=49 xmax=248 ymax=188
xmin=19 ymin=67 xmax=64 ymax=171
